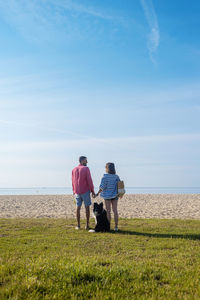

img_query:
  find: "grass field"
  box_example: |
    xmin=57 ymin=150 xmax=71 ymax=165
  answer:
xmin=1 ymin=218 xmax=200 ymax=299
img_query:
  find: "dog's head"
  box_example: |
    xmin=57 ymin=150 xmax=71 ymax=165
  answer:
xmin=93 ymin=202 xmax=103 ymax=216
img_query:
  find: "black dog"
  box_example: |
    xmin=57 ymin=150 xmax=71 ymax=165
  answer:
xmin=89 ymin=202 xmax=110 ymax=232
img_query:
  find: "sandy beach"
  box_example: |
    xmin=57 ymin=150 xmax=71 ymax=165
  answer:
xmin=0 ymin=194 xmax=200 ymax=219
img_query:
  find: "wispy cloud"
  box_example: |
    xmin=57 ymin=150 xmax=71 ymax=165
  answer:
xmin=140 ymin=0 xmax=160 ymax=63
xmin=0 ymin=0 xmax=114 ymax=43
xmin=0 ymin=72 xmax=68 ymax=97
xmin=0 ymin=119 xmax=92 ymax=139
xmin=52 ymin=0 xmax=112 ymax=20
xmin=1 ymin=133 xmax=200 ymax=187
xmin=1 ymin=133 xmax=200 ymax=152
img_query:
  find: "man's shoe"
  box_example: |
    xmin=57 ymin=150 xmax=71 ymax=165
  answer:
xmin=75 ymin=226 xmax=80 ymax=230
xmin=114 ymin=227 xmax=118 ymax=232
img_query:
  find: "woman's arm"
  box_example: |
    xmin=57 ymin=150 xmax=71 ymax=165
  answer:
xmin=96 ymin=176 xmax=106 ymax=197
xmin=95 ymin=188 xmax=103 ymax=197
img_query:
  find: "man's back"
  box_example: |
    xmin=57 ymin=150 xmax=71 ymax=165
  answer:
xmin=72 ymin=164 xmax=94 ymax=195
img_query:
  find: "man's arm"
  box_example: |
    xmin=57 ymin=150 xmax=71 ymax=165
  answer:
xmin=72 ymin=170 xmax=75 ymax=194
xmin=86 ymin=168 xmax=95 ymax=196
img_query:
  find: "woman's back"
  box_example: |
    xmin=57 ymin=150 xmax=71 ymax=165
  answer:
xmin=100 ymin=173 xmax=120 ymax=199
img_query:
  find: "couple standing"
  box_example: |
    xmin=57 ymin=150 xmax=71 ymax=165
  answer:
xmin=72 ymin=156 xmax=120 ymax=231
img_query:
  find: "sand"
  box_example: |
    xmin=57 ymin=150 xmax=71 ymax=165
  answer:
xmin=0 ymin=194 xmax=200 ymax=219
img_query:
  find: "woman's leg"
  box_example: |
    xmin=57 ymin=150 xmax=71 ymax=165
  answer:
xmin=105 ymin=200 xmax=111 ymax=223
xmin=111 ymin=199 xmax=118 ymax=229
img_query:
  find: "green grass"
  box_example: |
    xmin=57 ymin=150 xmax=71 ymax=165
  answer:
xmin=1 ymin=218 xmax=200 ymax=299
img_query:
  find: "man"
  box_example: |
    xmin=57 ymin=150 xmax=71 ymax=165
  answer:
xmin=72 ymin=156 xmax=95 ymax=230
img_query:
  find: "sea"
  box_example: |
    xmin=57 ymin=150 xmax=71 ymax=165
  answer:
xmin=0 ymin=187 xmax=200 ymax=195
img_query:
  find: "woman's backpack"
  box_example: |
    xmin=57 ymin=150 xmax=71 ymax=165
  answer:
xmin=118 ymin=181 xmax=125 ymax=198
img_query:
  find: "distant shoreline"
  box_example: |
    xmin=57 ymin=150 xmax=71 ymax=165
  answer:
xmin=0 ymin=187 xmax=200 ymax=195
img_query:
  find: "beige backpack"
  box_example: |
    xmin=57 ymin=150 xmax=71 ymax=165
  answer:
xmin=118 ymin=181 xmax=125 ymax=198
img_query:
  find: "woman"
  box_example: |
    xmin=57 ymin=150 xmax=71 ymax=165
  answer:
xmin=96 ymin=162 xmax=120 ymax=232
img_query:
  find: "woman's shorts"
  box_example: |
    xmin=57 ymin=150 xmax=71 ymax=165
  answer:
xmin=104 ymin=196 xmax=118 ymax=201
xmin=75 ymin=190 xmax=92 ymax=207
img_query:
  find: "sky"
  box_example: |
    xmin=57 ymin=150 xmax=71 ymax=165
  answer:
xmin=0 ymin=0 xmax=200 ymax=188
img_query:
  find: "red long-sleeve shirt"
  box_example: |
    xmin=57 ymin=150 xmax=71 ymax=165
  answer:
xmin=72 ymin=164 xmax=94 ymax=195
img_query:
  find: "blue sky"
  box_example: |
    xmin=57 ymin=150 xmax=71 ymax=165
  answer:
xmin=0 ymin=0 xmax=200 ymax=188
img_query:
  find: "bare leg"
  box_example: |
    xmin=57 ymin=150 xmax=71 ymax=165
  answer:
xmin=105 ymin=200 xmax=111 ymax=224
xmin=85 ymin=206 xmax=90 ymax=229
xmin=111 ymin=200 xmax=118 ymax=229
xmin=76 ymin=206 xmax=81 ymax=228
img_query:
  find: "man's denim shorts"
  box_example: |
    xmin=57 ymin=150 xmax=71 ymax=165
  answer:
xmin=75 ymin=190 xmax=91 ymax=207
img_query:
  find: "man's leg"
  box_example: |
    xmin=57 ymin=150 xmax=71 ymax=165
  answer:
xmin=82 ymin=191 xmax=92 ymax=229
xmin=85 ymin=206 xmax=90 ymax=229
xmin=75 ymin=194 xmax=82 ymax=229
xmin=76 ymin=206 xmax=81 ymax=228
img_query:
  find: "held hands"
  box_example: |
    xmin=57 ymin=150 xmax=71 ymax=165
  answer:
xmin=92 ymin=192 xmax=96 ymax=198
xmin=91 ymin=191 xmax=100 ymax=198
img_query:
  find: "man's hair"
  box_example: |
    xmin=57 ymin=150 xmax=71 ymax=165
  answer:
xmin=106 ymin=162 xmax=116 ymax=174
xmin=79 ymin=156 xmax=87 ymax=163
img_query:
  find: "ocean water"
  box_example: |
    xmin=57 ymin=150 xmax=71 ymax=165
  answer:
xmin=0 ymin=187 xmax=200 ymax=195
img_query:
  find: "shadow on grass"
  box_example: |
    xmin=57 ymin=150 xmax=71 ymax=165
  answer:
xmin=110 ymin=230 xmax=200 ymax=241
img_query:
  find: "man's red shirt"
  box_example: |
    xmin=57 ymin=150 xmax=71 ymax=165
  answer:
xmin=72 ymin=164 xmax=94 ymax=195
